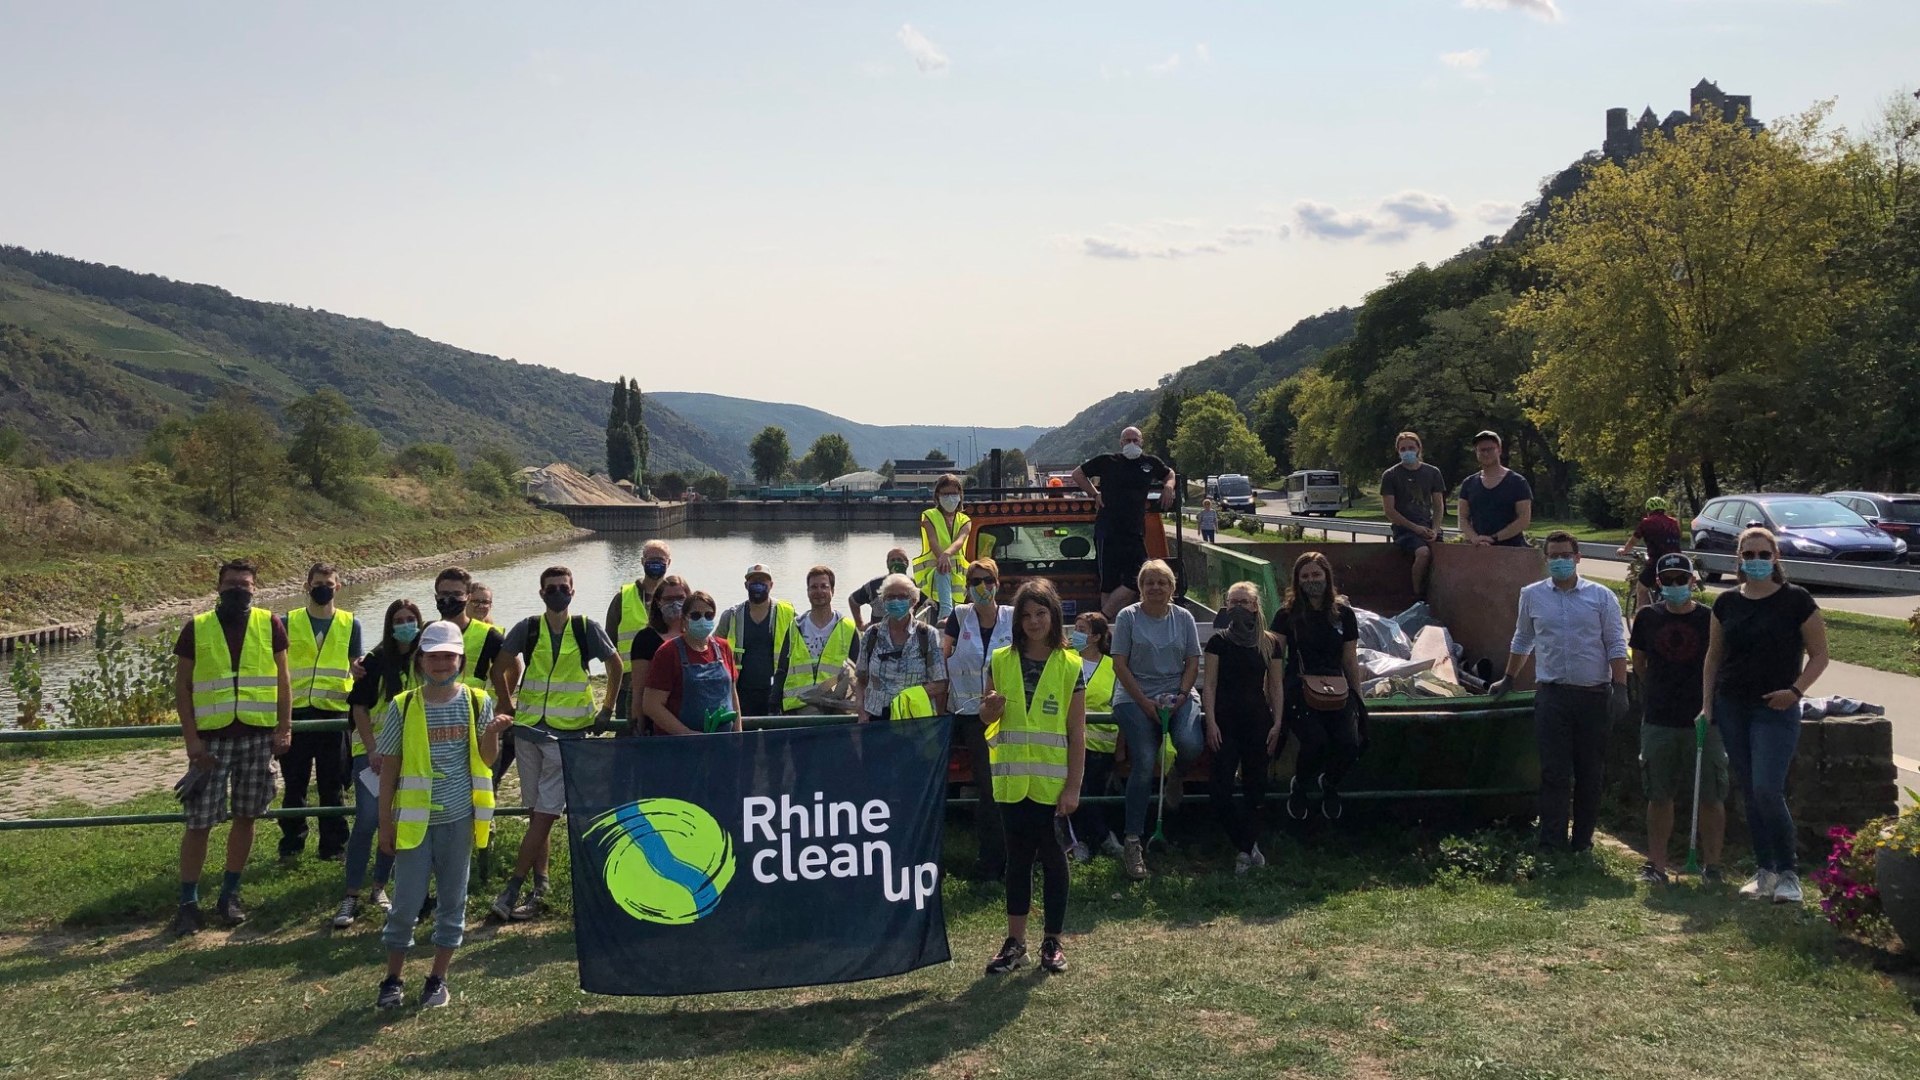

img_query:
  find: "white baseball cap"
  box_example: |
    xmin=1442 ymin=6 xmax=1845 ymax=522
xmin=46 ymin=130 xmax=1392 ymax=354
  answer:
xmin=419 ymin=621 xmax=465 ymax=654
xmin=744 ymin=563 xmax=774 ymax=582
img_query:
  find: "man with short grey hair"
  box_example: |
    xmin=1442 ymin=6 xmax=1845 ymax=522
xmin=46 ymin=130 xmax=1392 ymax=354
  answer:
xmin=1073 ymin=426 xmax=1177 ymax=618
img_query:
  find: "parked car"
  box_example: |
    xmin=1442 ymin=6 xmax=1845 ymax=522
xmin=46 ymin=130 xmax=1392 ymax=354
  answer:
xmin=1690 ymin=494 xmax=1908 ymax=576
xmin=1826 ymin=491 xmax=1920 ymax=562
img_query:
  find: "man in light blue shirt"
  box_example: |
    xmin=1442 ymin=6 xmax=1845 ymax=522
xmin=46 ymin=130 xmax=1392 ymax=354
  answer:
xmin=1492 ymin=530 xmax=1629 ymax=852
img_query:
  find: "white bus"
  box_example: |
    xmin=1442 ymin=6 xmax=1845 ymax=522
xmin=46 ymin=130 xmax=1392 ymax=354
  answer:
xmin=1284 ymin=470 xmax=1345 ymax=516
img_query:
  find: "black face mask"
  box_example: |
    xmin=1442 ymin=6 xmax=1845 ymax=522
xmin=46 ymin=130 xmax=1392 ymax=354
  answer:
xmin=1217 ymin=606 xmax=1260 ymax=647
xmin=435 ymin=596 xmax=467 ymax=619
xmin=218 ymin=587 xmax=253 ymax=615
xmin=309 ymin=584 xmax=336 ymax=605
xmin=542 ymin=587 xmax=571 ymax=612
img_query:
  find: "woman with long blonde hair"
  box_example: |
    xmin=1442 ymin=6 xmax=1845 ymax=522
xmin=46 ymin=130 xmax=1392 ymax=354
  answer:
xmin=1203 ymin=582 xmax=1286 ymax=872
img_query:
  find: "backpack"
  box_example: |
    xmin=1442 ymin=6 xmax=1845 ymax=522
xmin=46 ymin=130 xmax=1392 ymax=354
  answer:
xmin=516 ymin=615 xmax=593 ymax=669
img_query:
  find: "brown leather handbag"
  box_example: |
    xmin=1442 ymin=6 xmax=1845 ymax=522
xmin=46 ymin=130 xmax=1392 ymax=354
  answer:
xmin=1301 ymin=674 xmax=1350 ymax=712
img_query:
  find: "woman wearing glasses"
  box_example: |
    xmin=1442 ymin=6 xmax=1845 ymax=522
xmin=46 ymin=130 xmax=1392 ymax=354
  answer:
xmin=1702 ymin=526 xmax=1828 ymax=905
xmin=943 ymin=558 xmax=1014 ymax=879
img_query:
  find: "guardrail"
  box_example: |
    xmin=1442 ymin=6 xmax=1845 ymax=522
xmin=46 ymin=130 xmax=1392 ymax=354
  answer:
xmin=1201 ymin=510 xmax=1920 ymax=594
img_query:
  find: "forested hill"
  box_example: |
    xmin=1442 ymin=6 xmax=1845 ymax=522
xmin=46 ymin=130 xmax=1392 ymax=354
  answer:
xmin=1028 ymin=306 xmax=1355 ymax=466
xmin=651 ymin=392 xmax=1048 ymax=473
xmin=0 ymin=246 xmax=748 ymax=476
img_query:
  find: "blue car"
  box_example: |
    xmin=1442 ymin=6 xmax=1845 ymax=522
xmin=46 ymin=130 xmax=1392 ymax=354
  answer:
xmin=1690 ymin=494 xmax=1908 ymax=576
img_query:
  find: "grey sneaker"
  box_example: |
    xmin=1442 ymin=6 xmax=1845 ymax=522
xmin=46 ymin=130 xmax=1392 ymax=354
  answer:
xmin=1067 ymin=841 xmax=1093 ymax=864
xmin=332 ymin=896 xmax=361 ymax=929
xmin=1638 ymin=863 xmax=1670 ymax=887
xmin=490 ymin=887 xmax=519 ymax=922
xmin=984 ymin=937 xmax=1028 ymax=975
xmin=215 ymin=893 xmax=248 ymax=928
xmin=375 ymin=976 xmax=405 ymax=1010
xmin=1233 ymin=851 xmax=1254 ymax=875
xmin=419 ymin=975 xmax=450 ymax=1009
xmin=168 ymin=903 xmax=204 ymax=938
xmin=1122 ymin=837 xmax=1148 ymax=881
xmin=1771 ymin=870 xmax=1803 ymax=905
xmin=510 ymin=886 xmax=547 ymax=921
xmin=1739 ymin=870 xmax=1778 ymax=900
xmin=1100 ymin=833 xmax=1125 ymax=859
xmin=1248 ymin=843 xmax=1267 ymax=870
xmin=370 ymin=886 xmax=393 ymax=912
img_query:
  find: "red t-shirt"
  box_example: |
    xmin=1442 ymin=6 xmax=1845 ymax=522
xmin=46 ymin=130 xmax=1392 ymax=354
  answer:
xmin=1637 ymin=512 xmax=1683 ymax=558
xmin=644 ymin=636 xmax=737 ymax=724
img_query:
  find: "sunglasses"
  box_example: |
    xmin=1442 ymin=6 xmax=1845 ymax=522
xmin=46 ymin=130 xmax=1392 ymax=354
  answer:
xmin=683 ymin=609 xmax=715 ymax=620
xmin=1738 ymin=550 xmax=1775 ymax=561
xmin=967 ymin=577 xmax=996 ymax=587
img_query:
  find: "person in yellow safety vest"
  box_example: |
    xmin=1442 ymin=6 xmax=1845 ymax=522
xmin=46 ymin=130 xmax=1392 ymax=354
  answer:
xmin=606 ymin=539 xmax=673 ymax=714
xmin=914 ymin=473 xmax=971 ymax=619
xmin=169 ymin=558 xmax=292 ymax=938
xmin=1064 ymin=611 xmax=1126 ymax=863
xmin=717 ymin=563 xmax=795 ymax=718
xmin=432 ymin=566 xmax=514 ymax=702
xmin=493 ymin=566 xmax=623 ymax=924
xmin=334 ymin=598 xmax=423 ymax=930
xmin=373 ymin=620 xmax=512 ymax=1010
xmin=279 ymin=562 xmax=364 ymax=864
xmin=855 ymin=574 xmax=949 ymax=723
xmin=978 ymin=579 xmax=1086 ymax=976
xmin=781 ymin=565 xmax=859 ymax=713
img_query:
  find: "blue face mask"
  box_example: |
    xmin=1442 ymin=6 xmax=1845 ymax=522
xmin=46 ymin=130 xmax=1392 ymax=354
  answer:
xmin=747 ymin=582 xmax=770 ymax=603
xmin=1546 ymin=557 xmax=1577 ymax=581
xmin=884 ymin=598 xmax=913 ymax=620
xmin=1660 ymin=584 xmax=1693 ymax=605
xmin=969 ymin=583 xmax=995 ymax=605
xmin=1399 ymin=449 xmax=1419 ymax=465
xmin=393 ymin=623 xmax=420 ymax=644
xmin=1069 ymin=630 xmax=1089 ymax=650
xmin=428 ymin=669 xmax=462 ymax=688
xmin=685 ymin=616 xmax=716 ymax=639
xmin=1742 ymin=559 xmax=1774 ymax=580
xmin=643 ymin=560 xmax=667 ymax=579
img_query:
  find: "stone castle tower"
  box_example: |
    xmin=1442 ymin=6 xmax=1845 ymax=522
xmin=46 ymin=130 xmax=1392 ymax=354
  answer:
xmin=1604 ymin=79 xmax=1762 ymax=162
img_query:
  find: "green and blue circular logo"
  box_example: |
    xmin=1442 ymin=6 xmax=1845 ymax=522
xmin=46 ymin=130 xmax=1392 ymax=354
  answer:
xmin=586 ymin=798 xmax=736 ymax=925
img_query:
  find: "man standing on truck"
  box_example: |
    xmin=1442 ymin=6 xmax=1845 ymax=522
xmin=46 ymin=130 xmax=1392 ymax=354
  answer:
xmin=1380 ymin=431 xmax=1447 ymax=599
xmin=1457 ymin=430 xmax=1533 ymax=548
xmin=1073 ymin=426 xmax=1177 ymax=619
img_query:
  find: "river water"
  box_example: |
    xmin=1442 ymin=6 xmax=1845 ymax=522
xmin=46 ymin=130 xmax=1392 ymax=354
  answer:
xmin=3 ymin=524 xmax=908 ymax=728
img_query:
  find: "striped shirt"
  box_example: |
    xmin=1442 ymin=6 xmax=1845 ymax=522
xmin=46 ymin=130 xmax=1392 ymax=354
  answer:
xmin=376 ymin=690 xmax=491 ymax=824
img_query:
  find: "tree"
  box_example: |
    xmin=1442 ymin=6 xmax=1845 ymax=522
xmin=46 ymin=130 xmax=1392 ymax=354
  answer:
xmin=692 ymin=473 xmax=731 ymax=500
xmin=606 ymin=378 xmax=638 ymax=482
xmin=652 ymin=471 xmax=689 ymax=500
xmin=626 ymin=381 xmax=649 ymax=479
xmin=1513 ymin=105 xmax=1856 ymax=499
xmin=749 ymin=426 xmax=791 ymax=485
xmin=474 ymin=442 xmax=520 ymax=480
xmin=175 ymin=390 xmax=283 ymax=520
xmin=965 ymin=447 xmax=1028 ymax=488
xmin=1140 ymin=389 xmax=1187 ymax=459
xmin=877 ymin=459 xmax=896 ymax=484
xmin=465 ymin=460 xmax=513 ymax=500
xmin=801 ymin=433 xmax=857 ymax=482
xmin=393 ymin=442 xmax=458 ymax=478
xmin=1249 ymin=378 xmax=1301 ymax=477
xmin=0 ymin=426 xmax=22 ymax=465
xmin=285 ymin=387 xmax=379 ymax=500
xmin=1171 ymin=391 xmax=1276 ymax=482
xmin=1287 ymin=370 xmax=1361 ymax=479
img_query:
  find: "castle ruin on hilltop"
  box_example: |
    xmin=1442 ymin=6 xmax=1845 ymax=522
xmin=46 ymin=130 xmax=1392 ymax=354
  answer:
xmin=1603 ymin=79 xmax=1764 ymax=162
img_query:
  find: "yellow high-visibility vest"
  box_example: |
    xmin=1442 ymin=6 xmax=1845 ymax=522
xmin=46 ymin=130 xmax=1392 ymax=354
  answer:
xmin=782 ymin=613 xmax=856 ymax=712
xmin=986 ymin=645 xmax=1077 ymax=805
xmin=189 ymin=608 xmax=279 ymax=731
xmin=518 ymin=616 xmax=596 ymax=730
xmin=1083 ymin=655 xmax=1119 ymax=754
xmin=389 ymin=686 xmax=495 ymax=851
xmin=912 ymin=508 xmax=970 ymax=598
xmin=287 ymin=608 xmax=354 ymax=713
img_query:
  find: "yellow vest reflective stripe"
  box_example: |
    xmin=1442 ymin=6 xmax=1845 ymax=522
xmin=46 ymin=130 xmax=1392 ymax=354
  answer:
xmin=889 ymin=684 xmax=937 ymax=720
xmin=615 ymin=583 xmax=649 ymax=654
xmin=912 ymin=508 xmax=970 ymax=595
xmin=189 ymin=608 xmax=279 ymax=731
xmin=986 ymin=645 xmax=1076 ymax=804
xmin=1084 ymin=655 xmax=1119 ymax=754
xmin=459 ymin=619 xmax=498 ymax=692
xmin=724 ymin=599 xmax=795 ymax=663
xmin=286 ymin=608 xmax=354 ymax=712
xmin=350 ymin=653 xmax=419 ymax=757
xmin=520 ymin=618 xmax=596 ymax=730
xmin=391 ymin=686 xmax=494 ymax=851
xmin=782 ymin=614 xmax=856 ymax=711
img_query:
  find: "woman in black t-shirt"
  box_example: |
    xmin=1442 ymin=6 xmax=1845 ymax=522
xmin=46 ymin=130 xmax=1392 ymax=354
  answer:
xmin=1269 ymin=552 xmax=1367 ymax=821
xmin=1702 ymin=527 xmax=1829 ymax=904
xmin=1203 ymin=582 xmax=1286 ymax=871
xmin=625 ymin=575 xmax=690 ymax=737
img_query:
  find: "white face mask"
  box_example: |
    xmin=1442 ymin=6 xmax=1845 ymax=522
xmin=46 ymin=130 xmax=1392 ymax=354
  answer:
xmin=1121 ymin=442 xmax=1143 ymax=460
xmin=938 ymin=494 xmax=960 ymax=513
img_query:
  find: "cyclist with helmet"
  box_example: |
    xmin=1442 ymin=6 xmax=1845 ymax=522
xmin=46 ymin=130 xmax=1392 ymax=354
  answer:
xmin=1619 ymin=497 xmax=1684 ymax=614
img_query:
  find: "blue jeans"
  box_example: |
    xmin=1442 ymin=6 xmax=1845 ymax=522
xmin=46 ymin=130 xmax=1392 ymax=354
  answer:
xmin=1113 ymin=698 xmax=1203 ymax=838
xmin=1717 ymin=696 xmax=1800 ymax=874
xmin=344 ymin=754 xmax=395 ymax=894
xmin=382 ymin=819 xmax=474 ymax=952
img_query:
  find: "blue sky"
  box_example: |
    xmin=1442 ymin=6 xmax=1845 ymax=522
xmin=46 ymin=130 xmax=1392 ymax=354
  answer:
xmin=2 ymin=1 xmax=1913 ymax=426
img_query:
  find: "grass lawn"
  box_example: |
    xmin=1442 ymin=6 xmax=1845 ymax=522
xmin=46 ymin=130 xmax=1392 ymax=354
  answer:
xmin=1825 ymin=610 xmax=1920 ymax=678
xmin=3 ymin=793 xmax=1916 ymax=1079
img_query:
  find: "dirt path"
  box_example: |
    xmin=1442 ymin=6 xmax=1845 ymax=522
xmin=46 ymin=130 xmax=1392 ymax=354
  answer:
xmin=0 ymin=747 xmax=181 ymax=819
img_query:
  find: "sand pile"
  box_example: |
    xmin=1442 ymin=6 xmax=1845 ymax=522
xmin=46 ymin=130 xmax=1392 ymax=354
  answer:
xmin=518 ymin=463 xmax=645 ymax=506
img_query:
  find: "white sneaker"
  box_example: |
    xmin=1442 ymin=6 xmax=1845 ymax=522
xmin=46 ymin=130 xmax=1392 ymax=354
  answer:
xmin=1233 ymin=851 xmax=1254 ymax=875
xmin=1739 ymin=870 xmax=1778 ymax=900
xmin=1771 ymin=871 xmax=1803 ymax=905
xmin=1248 ymin=843 xmax=1267 ymax=869
xmin=1067 ymin=841 xmax=1093 ymax=864
xmin=369 ymin=886 xmax=392 ymax=913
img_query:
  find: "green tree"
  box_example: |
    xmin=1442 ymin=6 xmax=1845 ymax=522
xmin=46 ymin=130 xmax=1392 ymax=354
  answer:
xmin=1513 ymin=105 xmax=1856 ymax=499
xmin=692 ymin=473 xmax=731 ymax=500
xmin=1249 ymin=378 xmax=1302 ymax=477
xmin=285 ymin=387 xmax=380 ymax=500
xmin=142 ymin=417 xmax=193 ymax=468
xmin=877 ymin=459 xmax=896 ymax=484
xmin=393 ymin=442 xmax=458 ymax=478
xmin=175 ymin=390 xmax=283 ymax=520
xmin=626 ymin=381 xmax=649 ymax=479
xmin=1140 ymin=389 xmax=1187 ymax=459
xmin=465 ymin=460 xmax=513 ymax=500
xmin=1287 ymin=370 xmax=1361 ymax=479
xmin=1171 ymin=391 xmax=1276 ymax=482
xmin=801 ymin=433 xmax=858 ymax=482
xmin=750 ymin=426 xmax=791 ymax=485
xmin=0 ymin=426 xmax=22 ymax=465
xmin=606 ymin=377 xmax=637 ymax=482
xmin=652 ymin=471 xmax=689 ymax=500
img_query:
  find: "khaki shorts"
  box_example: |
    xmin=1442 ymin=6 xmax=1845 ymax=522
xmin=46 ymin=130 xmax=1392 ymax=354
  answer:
xmin=513 ymin=732 xmax=568 ymax=816
xmin=1640 ymin=723 xmax=1729 ymax=804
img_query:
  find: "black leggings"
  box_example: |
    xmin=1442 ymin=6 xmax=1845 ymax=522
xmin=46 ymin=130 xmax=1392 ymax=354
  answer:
xmin=1292 ymin=706 xmax=1361 ymax=788
xmin=1001 ymin=798 xmax=1069 ymax=936
xmin=1208 ymin=706 xmax=1273 ymax=853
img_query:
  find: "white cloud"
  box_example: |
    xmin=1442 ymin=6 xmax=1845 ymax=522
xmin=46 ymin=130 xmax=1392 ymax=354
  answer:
xmin=1195 ymin=43 xmax=1211 ymax=65
xmin=1148 ymin=53 xmax=1182 ymax=76
xmin=897 ymin=24 xmax=949 ymax=76
xmin=1440 ymin=48 xmax=1489 ymax=71
xmin=1476 ymin=200 xmax=1522 ymax=226
xmin=1294 ymin=191 xmax=1459 ymax=243
xmin=1461 ymin=0 xmax=1564 ymax=21
xmin=1073 ymin=218 xmax=1289 ymax=261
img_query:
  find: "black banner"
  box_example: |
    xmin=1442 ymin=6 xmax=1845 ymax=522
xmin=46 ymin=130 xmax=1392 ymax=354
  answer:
xmin=558 ymin=716 xmax=953 ymax=996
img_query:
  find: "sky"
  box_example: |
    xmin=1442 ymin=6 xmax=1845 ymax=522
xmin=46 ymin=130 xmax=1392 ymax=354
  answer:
xmin=2 ymin=1 xmax=1914 ymax=427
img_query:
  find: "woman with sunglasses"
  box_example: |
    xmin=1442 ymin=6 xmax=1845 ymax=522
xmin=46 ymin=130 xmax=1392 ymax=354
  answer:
xmin=943 ymin=558 xmax=1014 ymax=879
xmin=626 ymin=575 xmax=691 ymax=735
xmin=335 ymin=598 xmax=423 ymax=928
xmin=1702 ymin=526 xmax=1828 ymax=905
xmin=641 ymin=591 xmax=744 ymax=735
xmin=1205 ymin=582 xmax=1286 ymax=872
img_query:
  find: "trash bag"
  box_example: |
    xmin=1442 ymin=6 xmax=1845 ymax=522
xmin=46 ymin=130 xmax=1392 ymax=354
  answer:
xmin=1390 ymin=600 xmax=1437 ymax=638
xmin=1353 ymin=607 xmax=1414 ymax=659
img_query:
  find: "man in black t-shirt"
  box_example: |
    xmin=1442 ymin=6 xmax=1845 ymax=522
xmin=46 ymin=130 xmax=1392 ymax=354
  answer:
xmin=1073 ymin=426 xmax=1176 ymax=618
xmin=1379 ymin=431 xmax=1447 ymax=599
xmin=1628 ymin=554 xmax=1726 ymax=885
xmin=1456 ymin=430 xmax=1533 ymax=547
